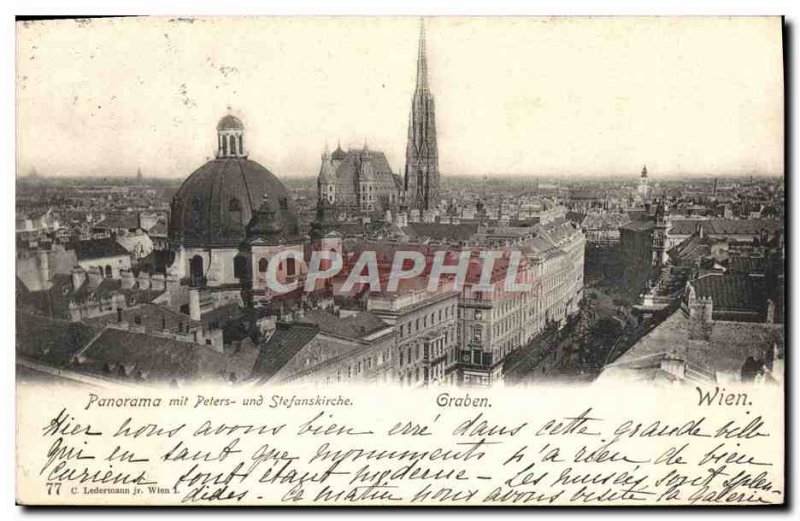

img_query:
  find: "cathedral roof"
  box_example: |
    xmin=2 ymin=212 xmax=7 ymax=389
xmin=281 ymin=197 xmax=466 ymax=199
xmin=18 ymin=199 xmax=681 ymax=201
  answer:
xmin=319 ymin=158 xmax=337 ymax=184
xmin=334 ymin=149 xmax=395 ymax=190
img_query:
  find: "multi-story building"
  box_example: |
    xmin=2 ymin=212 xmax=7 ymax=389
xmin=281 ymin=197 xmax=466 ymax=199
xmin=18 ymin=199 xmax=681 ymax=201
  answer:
xmin=250 ymin=308 xmax=397 ymax=385
xmin=367 ymin=286 xmax=459 ymax=386
xmin=522 ymin=218 xmax=586 ymax=333
xmin=454 ymin=255 xmax=533 ymax=385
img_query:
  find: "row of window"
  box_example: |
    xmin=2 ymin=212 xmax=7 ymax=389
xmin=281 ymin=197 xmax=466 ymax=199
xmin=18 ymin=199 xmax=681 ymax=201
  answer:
xmin=398 ymin=304 xmax=457 ymax=339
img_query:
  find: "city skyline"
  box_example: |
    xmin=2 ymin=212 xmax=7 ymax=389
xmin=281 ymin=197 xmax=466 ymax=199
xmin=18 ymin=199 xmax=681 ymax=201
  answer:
xmin=17 ymin=17 xmax=783 ymax=179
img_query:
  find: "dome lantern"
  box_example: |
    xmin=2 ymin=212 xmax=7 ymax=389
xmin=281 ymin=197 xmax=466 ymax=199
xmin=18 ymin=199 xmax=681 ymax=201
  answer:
xmin=216 ymin=114 xmax=246 ymax=159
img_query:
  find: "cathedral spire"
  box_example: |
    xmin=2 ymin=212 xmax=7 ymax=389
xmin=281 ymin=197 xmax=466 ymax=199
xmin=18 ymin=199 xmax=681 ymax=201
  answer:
xmin=416 ymin=18 xmax=429 ymax=93
xmin=405 ymin=18 xmax=439 ymax=211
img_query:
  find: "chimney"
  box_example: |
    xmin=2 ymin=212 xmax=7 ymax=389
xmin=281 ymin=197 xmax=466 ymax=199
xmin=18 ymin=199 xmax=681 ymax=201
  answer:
xmin=71 ymin=267 xmax=87 ymax=291
xmin=87 ymin=266 xmax=104 ymax=288
xmin=189 ymin=288 xmax=201 ymax=321
xmin=120 ymin=269 xmax=136 ymax=289
xmin=688 ymin=295 xmax=714 ymax=341
xmin=166 ymin=272 xmax=180 ymax=293
xmin=36 ymin=250 xmax=52 ymax=290
xmin=766 ymin=299 xmax=776 ymax=324
xmin=151 ymin=273 xmax=166 ymax=291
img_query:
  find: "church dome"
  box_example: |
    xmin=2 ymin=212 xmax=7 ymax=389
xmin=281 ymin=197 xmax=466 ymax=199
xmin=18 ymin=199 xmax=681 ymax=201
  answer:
xmin=169 ymin=114 xmax=300 ymax=248
xmin=169 ymin=158 xmax=300 ymax=248
xmin=217 ymin=115 xmax=244 ymax=131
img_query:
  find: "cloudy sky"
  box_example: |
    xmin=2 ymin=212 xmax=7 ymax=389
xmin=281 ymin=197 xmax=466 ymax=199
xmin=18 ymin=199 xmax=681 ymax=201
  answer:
xmin=16 ymin=16 xmax=783 ymax=179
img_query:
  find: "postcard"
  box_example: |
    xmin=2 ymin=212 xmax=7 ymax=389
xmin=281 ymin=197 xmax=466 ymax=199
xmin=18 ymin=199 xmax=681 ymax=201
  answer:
xmin=15 ymin=16 xmax=785 ymax=506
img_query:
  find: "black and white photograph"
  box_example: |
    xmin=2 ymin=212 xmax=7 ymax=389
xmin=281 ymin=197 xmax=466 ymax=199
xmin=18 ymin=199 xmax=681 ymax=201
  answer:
xmin=11 ymin=13 xmax=788 ymax=508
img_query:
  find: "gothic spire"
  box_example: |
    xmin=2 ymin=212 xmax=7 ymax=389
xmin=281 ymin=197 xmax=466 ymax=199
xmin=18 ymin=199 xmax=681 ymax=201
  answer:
xmin=405 ymin=17 xmax=439 ymax=211
xmin=416 ymin=18 xmax=429 ymax=93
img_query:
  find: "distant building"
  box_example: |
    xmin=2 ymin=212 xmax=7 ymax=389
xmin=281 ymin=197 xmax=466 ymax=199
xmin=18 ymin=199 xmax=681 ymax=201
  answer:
xmin=316 ymin=143 xmax=402 ymax=214
xmin=637 ymin=164 xmax=650 ymax=200
xmin=665 ymin=219 xmax=782 ymax=251
xmin=73 ymin=237 xmax=132 ymax=279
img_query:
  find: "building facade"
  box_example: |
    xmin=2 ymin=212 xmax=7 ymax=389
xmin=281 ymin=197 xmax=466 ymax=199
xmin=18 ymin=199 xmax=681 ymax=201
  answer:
xmin=367 ymin=288 xmax=459 ymax=386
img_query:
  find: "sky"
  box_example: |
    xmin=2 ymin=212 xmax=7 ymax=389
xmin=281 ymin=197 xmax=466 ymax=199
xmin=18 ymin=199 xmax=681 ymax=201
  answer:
xmin=16 ymin=16 xmax=784 ymax=179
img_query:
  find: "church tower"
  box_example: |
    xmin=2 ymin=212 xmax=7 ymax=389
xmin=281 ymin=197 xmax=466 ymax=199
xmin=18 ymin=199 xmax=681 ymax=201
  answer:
xmin=638 ymin=164 xmax=649 ymax=200
xmin=404 ymin=19 xmax=439 ymax=211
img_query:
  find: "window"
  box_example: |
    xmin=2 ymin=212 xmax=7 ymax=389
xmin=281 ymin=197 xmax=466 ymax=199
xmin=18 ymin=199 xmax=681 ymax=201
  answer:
xmin=234 ymin=255 xmax=247 ymax=279
xmin=285 ymin=257 xmax=296 ymax=276
xmin=258 ymin=258 xmax=268 ymax=273
xmin=104 ymin=265 xmax=112 ymax=278
xmin=229 ymin=198 xmax=241 ymax=211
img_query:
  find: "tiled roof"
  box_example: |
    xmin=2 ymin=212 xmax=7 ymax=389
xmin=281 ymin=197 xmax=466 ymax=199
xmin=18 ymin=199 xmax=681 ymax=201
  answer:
xmin=94 ymin=213 xmax=140 ymax=230
xmin=668 ymin=233 xmax=715 ymax=262
xmin=72 ymin=238 xmax=130 ymax=260
xmin=669 ymin=219 xmax=782 ymax=236
xmin=600 ymin=309 xmax=783 ymax=381
xmin=250 ymin=323 xmax=319 ymax=382
xmin=301 ymin=309 xmax=389 ymax=339
xmin=581 ymin=213 xmax=630 ymax=230
xmin=620 ymin=220 xmax=655 ymax=231
xmin=626 ymin=210 xmax=651 ymax=222
xmin=76 ymin=328 xmax=230 ymax=382
xmin=565 ymin=211 xmax=586 ymax=224
xmin=406 ymin=223 xmax=479 ymax=242
xmin=727 ymin=256 xmax=768 ymax=275
xmin=147 ymin=220 xmax=168 ymax=236
xmin=17 ymin=313 xmax=98 ymax=368
xmin=84 ymin=303 xmax=200 ymax=333
xmin=694 ymin=273 xmax=765 ymax=314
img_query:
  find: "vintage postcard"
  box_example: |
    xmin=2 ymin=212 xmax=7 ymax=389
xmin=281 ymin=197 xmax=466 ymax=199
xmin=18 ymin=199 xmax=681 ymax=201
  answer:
xmin=15 ymin=16 xmax=784 ymax=506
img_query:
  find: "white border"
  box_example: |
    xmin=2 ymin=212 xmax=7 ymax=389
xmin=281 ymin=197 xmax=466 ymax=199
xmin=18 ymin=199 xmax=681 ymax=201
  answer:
xmin=3 ymin=1 xmax=798 ymax=520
